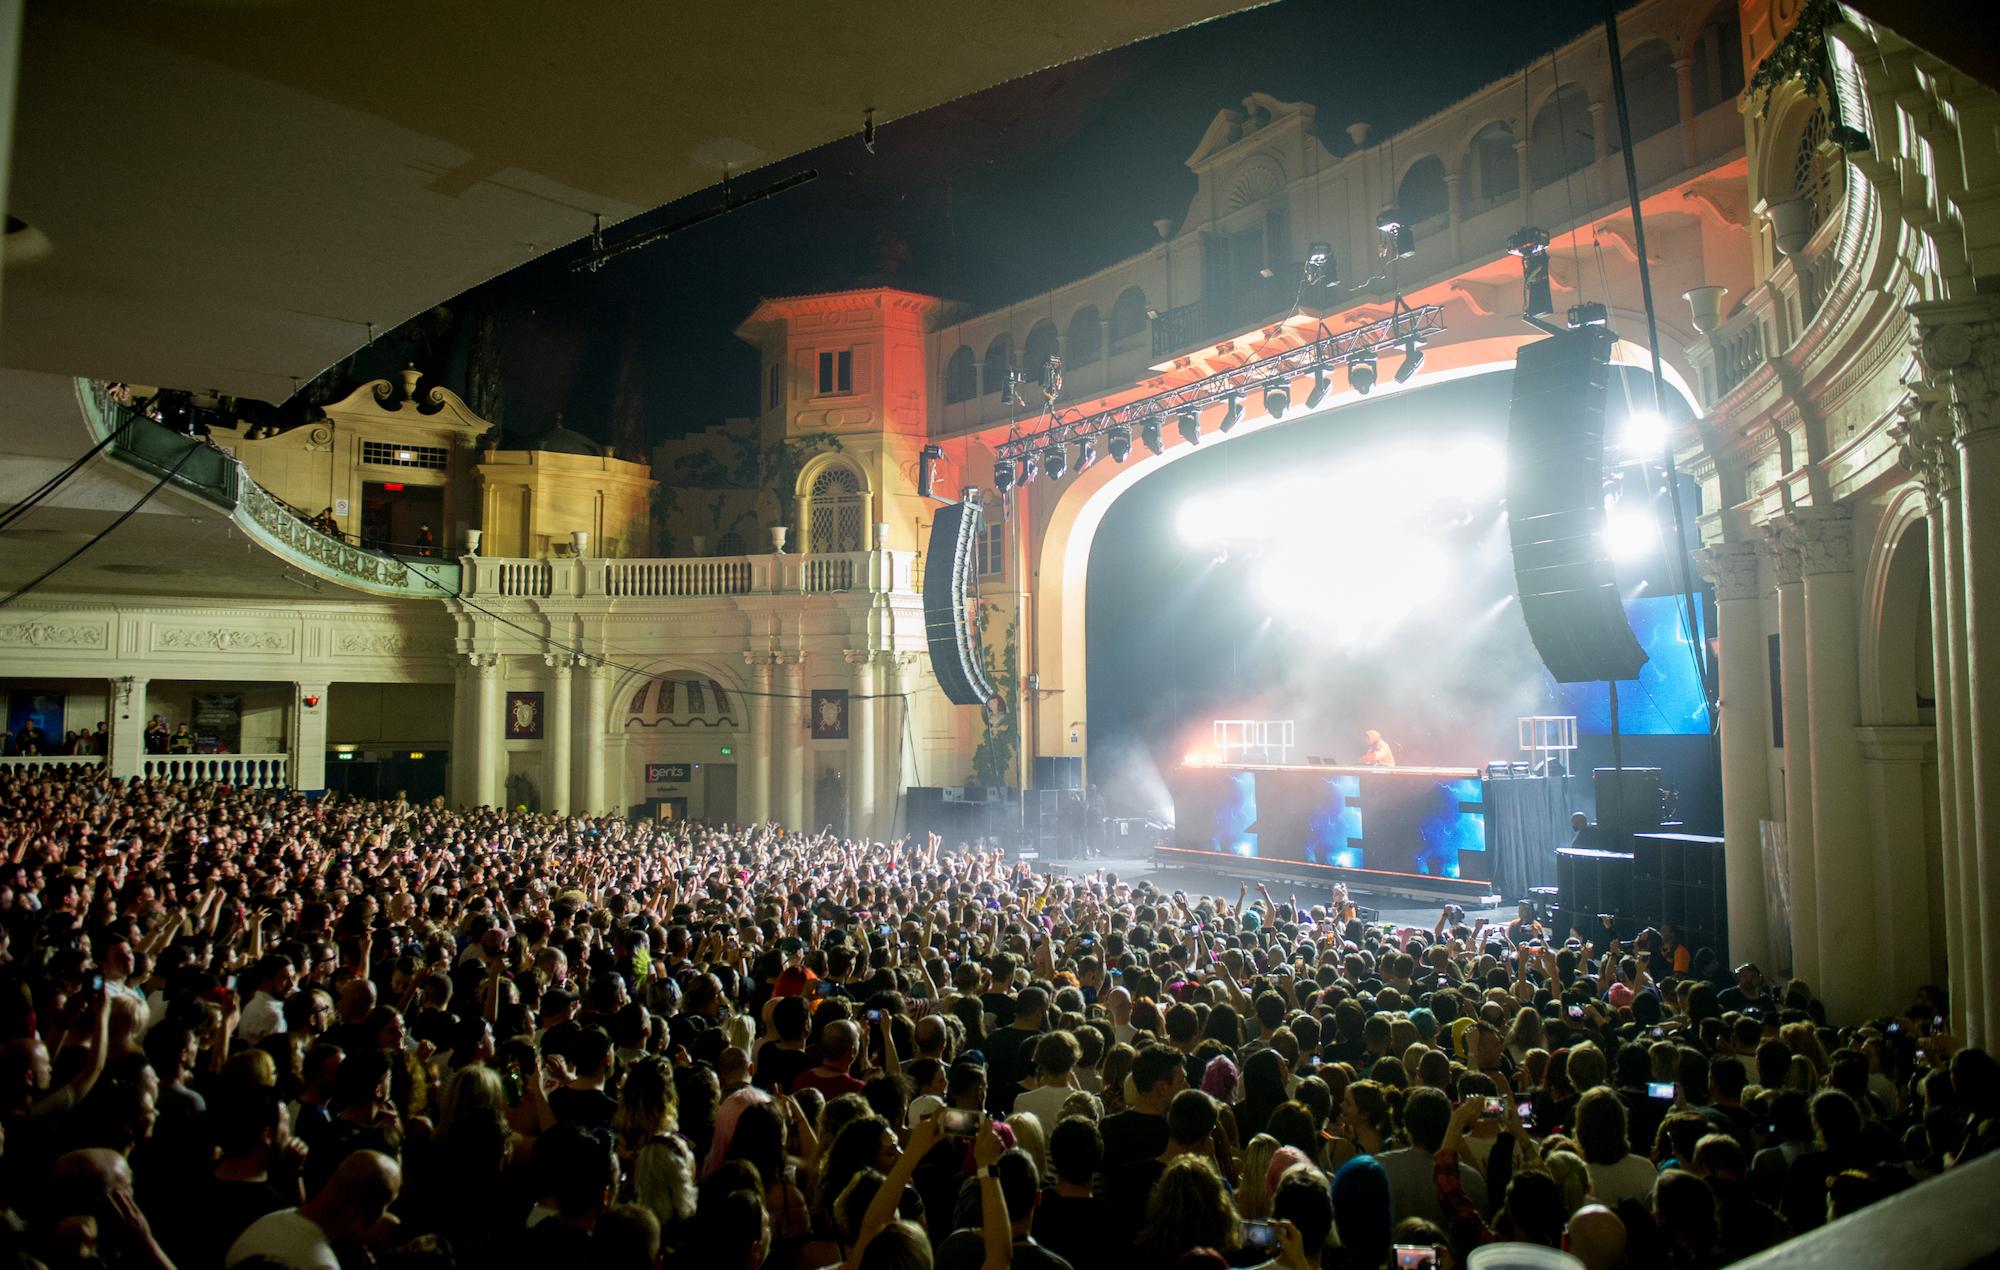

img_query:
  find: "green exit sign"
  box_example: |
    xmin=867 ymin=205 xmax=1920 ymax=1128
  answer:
xmin=720 ymin=746 xmax=732 ymax=756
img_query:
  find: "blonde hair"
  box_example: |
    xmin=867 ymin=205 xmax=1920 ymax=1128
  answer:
xmin=1236 ymin=1133 xmax=1281 ymax=1219
xmin=1005 ymin=1112 xmax=1048 ymax=1179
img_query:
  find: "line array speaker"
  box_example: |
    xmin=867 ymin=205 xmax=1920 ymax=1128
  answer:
xmin=923 ymin=496 xmax=998 ymax=707
xmin=1506 ymin=326 xmax=1648 ymax=683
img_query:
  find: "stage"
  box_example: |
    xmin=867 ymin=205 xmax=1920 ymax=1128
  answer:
xmin=1163 ymin=759 xmax=1578 ymax=904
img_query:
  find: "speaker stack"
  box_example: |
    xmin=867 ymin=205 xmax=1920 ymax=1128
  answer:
xmin=1631 ymin=832 xmax=1728 ymax=962
xmin=923 ymin=497 xmax=998 ymax=707
xmin=1505 ymin=326 xmax=1648 ymax=684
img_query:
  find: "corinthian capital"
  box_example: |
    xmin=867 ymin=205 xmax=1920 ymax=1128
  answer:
xmin=1692 ymin=541 xmax=1764 ymax=602
xmin=1910 ymin=299 xmax=2000 ymax=446
xmin=1771 ymin=506 xmax=1855 ymax=578
xmin=1890 ymin=393 xmax=1956 ymax=503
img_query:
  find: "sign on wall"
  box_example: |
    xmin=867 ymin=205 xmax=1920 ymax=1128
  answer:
xmin=192 ymin=692 xmax=243 ymax=751
xmin=810 ymin=688 xmax=849 ymax=741
xmin=646 ymin=762 xmax=692 ymax=784
xmin=334 ymin=498 xmax=350 ymax=517
xmin=505 ymin=691 xmax=544 ymax=739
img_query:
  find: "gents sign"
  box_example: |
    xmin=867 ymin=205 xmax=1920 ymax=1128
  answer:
xmin=646 ymin=762 xmax=692 ymax=784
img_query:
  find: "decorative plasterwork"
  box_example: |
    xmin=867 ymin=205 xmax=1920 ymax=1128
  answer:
xmin=334 ymin=631 xmax=455 ymax=657
xmin=1889 ymin=393 xmax=1956 ymax=502
xmin=0 ymin=620 xmax=108 ymax=649
xmin=1692 ymin=542 xmax=1765 ymax=601
xmin=1911 ymin=300 xmax=2000 ymax=444
xmin=1777 ymin=505 xmax=1856 ymax=576
xmin=1683 ymin=179 xmax=1753 ymax=229
xmin=153 ymin=626 xmax=294 ymax=654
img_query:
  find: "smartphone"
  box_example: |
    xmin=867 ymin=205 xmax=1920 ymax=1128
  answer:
xmin=1516 ymin=1099 xmax=1535 ymax=1127
xmin=866 ymin=1009 xmax=882 ymax=1023
xmin=1647 ymin=1025 xmax=1667 ymax=1039
xmin=1240 ymin=1220 xmax=1280 ymax=1252
xmin=1568 ymin=1005 xmax=1585 ymax=1020
xmin=89 ymin=973 xmax=105 ymax=993
xmin=940 ymin=1107 xmax=982 ymax=1137
xmin=1481 ymin=1096 xmax=1505 ymax=1120
xmin=1393 ymin=1246 xmax=1440 ymax=1270
xmin=1647 ymin=1080 xmax=1676 ymax=1101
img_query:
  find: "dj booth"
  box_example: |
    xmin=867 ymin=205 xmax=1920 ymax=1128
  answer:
xmin=1163 ymin=761 xmax=1576 ymax=900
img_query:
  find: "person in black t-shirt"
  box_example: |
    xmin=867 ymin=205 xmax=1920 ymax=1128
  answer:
xmin=1097 ymin=1045 xmax=1184 ymax=1180
xmin=983 ymin=986 xmax=1047 ymax=1115
xmin=1033 ymin=1117 xmax=1109 ymax=1270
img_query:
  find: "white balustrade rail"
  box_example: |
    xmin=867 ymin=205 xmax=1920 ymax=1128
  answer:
xmin=142 ymin=754 xmax=291 ymax=789
xmin=0 ymin=755 xmax=106 ymax=771
xmin=462 ymin=550 xmax=905 ymax=600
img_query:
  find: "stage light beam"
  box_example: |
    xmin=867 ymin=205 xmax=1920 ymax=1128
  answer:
xmin=1605 ymin=501 xmax=1660 ymax=560
xmin=1618 ymin=410 xmax=1671 ymax=457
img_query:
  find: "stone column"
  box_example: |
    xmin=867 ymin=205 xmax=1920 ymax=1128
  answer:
xmin=1792 ymin=506 xmax=1878 ymax=1020
xmin=1916 ymin=302 xmax=2000 ymax=1044
xmin=106 ymin=676 xmax=148 ymax=779
xmin=777 ymin=652 xmax=808 ymax=831
xmin=1673 ymin=58 xmax=1698 ymax=167
xmin=1693 ymin=541 xmax=1773 ymax=969
xmin=1514 ymin=139 xmax=1533 ymax=227
xmin=884 ymin=651 xmax=923 ymax=833
xmin=580 ymin=660 xmax=611 ymax=816
xmin=845 ymin=650 xmax=878 ymax=842
xmin=743 ymin=652 xmax=775 ymax=825
xmin=1764 ymin=523 xmax=1817 ymax=985
xmin=292 ymin=681 xmax=329 ymax=794
xmin=545 ymin=654 xmax=574 ymax=814
xmin=450 ymin=656 xmax=477 ymax=807
xmin=470 ymin=654 xmax=504 ymax=809
xmin=1443 ymin=171 xmax=1464 ymax=260
xmin=1858 ymin=725 xmax=1940 ymax=1000
xmin=1896 ymin=399 xmax=1974 ymax=1037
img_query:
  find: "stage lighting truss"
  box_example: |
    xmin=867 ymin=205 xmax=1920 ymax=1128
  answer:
xmin=1042 ymin=444 xmax=1068 ymax=481
xmin=991 ymin=302 xmax=1446 ymax=465
xmin=1106 ymin=425 xmax=1133 ymax=463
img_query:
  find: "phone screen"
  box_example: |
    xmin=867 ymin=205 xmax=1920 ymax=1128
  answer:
xmin=940 ymin=1107 xmax=982 ymax=1137
xmin=1481 ymin=1096 xmax=1505 ymax=1119
xmin=1647 ymin=1081 xmax=1676 ymax=1100
xmin=1568 ymin=1005 xmax=1585 ymax=1019
xmin=1516 ymin=1099 xmax=1535 ymax=1126
xmin=1240 ymin=1221 xmax=1279 ymax=1251
xmin=1393 ymin=1246 xmax=1439 ymax=1270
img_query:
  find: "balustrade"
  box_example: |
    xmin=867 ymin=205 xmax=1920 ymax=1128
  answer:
xmin=141 ymin=753 xmax=291 ymax=789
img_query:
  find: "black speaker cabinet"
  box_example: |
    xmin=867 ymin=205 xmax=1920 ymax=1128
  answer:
xmin=1556 ymin=846 xmax=1635 ymax=919
xmin=1506 ymin=327 xmax=1648 ymax=682
xmin=1033 ymin=755 xmax=1083 ymax=791
xmin=923 ymin=499 xmax=998 ymax=707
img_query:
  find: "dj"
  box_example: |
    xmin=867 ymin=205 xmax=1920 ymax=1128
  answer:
xmin=1360 ymin=729 xmax=1397 ymax=767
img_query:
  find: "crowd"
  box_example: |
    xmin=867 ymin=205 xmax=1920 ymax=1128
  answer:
xmin=0 ymin=765 xmax=1991 ymax=1270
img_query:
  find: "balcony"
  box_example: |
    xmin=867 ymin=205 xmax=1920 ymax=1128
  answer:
xmin=76 ymin=381 xmax=460 ymax=600
xmin=460 ymin=548 xmax=916 ymax=601
xmin=1151 ymin=272 xmax=1302 ymax=360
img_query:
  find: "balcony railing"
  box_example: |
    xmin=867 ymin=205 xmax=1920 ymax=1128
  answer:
xmin=463 ymin=549 xmax=911 ymax=601
xmin=142 ymin=753 xmax=291 ymax=789
xmin=76 ymin=381 xmax=460 ymax=599
xmin=1151 ymin=272 xmax=1302 ymax=359
xmin=0 ymin=755 xmax=106 ymax=772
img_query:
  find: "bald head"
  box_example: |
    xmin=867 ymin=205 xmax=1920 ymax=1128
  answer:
xmin=823 ymin=1020 xmax=861 ymax=1061
xmin=304 ymin=1149 xmax=401 ymax=1238
xmin=54 ymin=1148 xmax=132 ymax=1196
xmin=1565 ymin=1203 xmax=1627 ymax=1270
xmin=336 ymin=978 xmax=376 ymax=1023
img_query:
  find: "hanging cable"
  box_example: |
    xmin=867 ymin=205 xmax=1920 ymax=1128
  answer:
xmin=0 ymin=417 xmax=129 ymax=534
xmin=0 ymin=438 xmax=199 ymax=610
xmin=1602 ymin=0 xmax=1717 ymax=737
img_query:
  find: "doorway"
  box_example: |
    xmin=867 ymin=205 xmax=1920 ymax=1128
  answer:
xmin=361 ymin=481 xmax=446 ymax=556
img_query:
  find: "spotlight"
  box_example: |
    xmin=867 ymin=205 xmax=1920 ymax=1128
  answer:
xmin=1348 ymin=352 xmax=1377 ymax=396
xmin=1042 ymin=445 xmax=1067 ymax=481
xmin=1375 ymin=208 xmax=1415 ymax=259
xmin=1175 ymin=411 xmax=1201 ymax=447
xmin=993 ymin=459 xmax=1015 ymax=493
xmin=1107 ymin=426 xmax=1133 ymax=463
xmin=1262 ymin=381 xmax=1290 ymax=419
xmin=1508 ymin=227 xmax=1553 ymax=318
xmin=1605 ymin=500 xmax=1659 ymax=561
xmin=1304 ymin=242 xmax=1335 ymax=290
xmin=1075 ymin=436 xmax=1097 ymax=472
xmin=1018 ymin=452 xmax=1039 ymax=485
xmin=1305 ymin=365 xmax=1333 ymax=408
xmin=1141 ymin=418 xmax=1165 ymax=456
xmin=1041 ymin=355 xmax=1064 ymax=403
xmin=1218 ymin=394 xmax=1246 ymax=433
xmin=1617 ymin=410 xmax=1670 ymax=457
xmin=1394 ymin=341 xmax=1424 ymax=384
xmin=1002 ymin=368 xmax=1028 ymax=407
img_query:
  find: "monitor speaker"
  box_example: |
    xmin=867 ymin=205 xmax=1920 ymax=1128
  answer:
xmin=923 ymin=497 xmax=998 ymax=707
xmin=1506 ymin=327 xmax=1647 ymax=682
xmin=1033 ymin=755 xmax=1083 ymax=790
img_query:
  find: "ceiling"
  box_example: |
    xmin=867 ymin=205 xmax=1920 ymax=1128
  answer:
xmin=0 ymin=0 xmax=1267 ymax=405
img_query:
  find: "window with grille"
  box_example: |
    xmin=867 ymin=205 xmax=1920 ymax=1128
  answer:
xmin=805 ymin=465 xmax=865 ymax=552
xmin=361 ymin=440 xmax=449 ymax=470
xmin=817 ymin=350 xmax=853 ymax=395
xmin=974 ymin=520 xmax=1006 ymax=578
xmin=1793 ymin=105 xmax=1838 ymax=233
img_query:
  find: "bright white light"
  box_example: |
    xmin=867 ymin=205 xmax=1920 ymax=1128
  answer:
xmin=1436 ymin=439 xmax=1507 ymax=500
xmin=1605 ymin=503 xmax=1660 ymax=560
xmin=1618 ymin=411 xmax=1670 ymax=457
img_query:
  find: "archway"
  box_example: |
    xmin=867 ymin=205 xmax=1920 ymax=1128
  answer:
xmin=610 ymin=662 xmax=746 ymax=818
xmin=1025 ymin=319 xmax=1708 ymax=783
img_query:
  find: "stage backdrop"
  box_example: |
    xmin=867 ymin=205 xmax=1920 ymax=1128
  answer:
xmin=1171 ymin=764 xmax=1489 ymax=885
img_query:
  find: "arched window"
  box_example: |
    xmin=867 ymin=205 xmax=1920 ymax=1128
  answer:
xmin=1790 ymin=102 xmax=1841 ymax=234
xmin=1529 ymin=83 xmax=1596 ymax=187
xmin=1691 ymin=2 xmax=1745 ymax=115
xmin=1461 ymin=122 xmax=1519 ymax=207
xmin=1612 ymin=40 xmax=1680 ymax=148
xmin=981 ymin=333 xmax=1012 ymax=396
xmin=1397 ymin=156 xmax=1448 ymax=227
xmin=1022 ymin=320 xmax=1059 ymax=382
xmin=802 ymin=464 xmax=866 ymax=553
xmin=943 ymin=345 xmax=977 ymax=404
xmin=1108 ymin=287 xmax=1149 ymax=352
xmin=1065 ymin=306 xmax=1102 ymax=368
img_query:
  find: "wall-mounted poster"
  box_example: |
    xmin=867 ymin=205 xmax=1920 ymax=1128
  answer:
xmin=811 ymin=688 xmax=849 ymax=741
xmin=192 ymin=692 xmax=243 ymax=751
xmin=505 ymin=691 xmax=545 ymax=740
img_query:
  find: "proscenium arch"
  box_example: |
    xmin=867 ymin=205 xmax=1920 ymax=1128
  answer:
xmin=1024 ymin=319 xmax=1706 ymax=771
